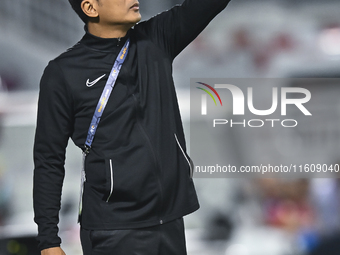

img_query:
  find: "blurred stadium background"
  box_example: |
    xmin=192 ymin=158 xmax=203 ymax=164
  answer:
xmin=1 ymin=0 xmax=340 ymax=254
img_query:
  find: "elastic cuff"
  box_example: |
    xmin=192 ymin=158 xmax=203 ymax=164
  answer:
xmin=39 ymin=243 xmax=61 ymax=252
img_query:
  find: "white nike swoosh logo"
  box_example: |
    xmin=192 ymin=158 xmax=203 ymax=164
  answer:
xmin=86 ymin=74 xmax=106 ymax=87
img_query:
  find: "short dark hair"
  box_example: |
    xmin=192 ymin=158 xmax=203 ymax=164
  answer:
xmin=68 ymin=0 xmax=89 ymax=24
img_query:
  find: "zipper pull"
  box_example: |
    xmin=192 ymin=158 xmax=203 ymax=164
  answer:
xmin=117 ymin=37 xmax=121 ymax=47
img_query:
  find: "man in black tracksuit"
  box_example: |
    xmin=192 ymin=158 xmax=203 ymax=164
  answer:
xmin=33 ymin=0 xmax=231 ymax=254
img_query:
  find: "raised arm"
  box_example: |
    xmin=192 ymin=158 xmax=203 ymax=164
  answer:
xmin=137 ymin=0 xmax=231 ymax=59
xmin=33 ymin=60 xmax=74 ymax=252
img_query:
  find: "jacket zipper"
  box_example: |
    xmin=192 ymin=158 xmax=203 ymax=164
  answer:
xmin=106 ymin=159 xmax=114 ymax=202
xmin=132 ymin=94 xmax=164 ymax=224
xmin=174 ymin=133 xmax=193 ymax=178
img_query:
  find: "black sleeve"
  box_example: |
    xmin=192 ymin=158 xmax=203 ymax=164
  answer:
xmin=33 ymin=60 xmax=74 ymax=251
xmin=137 ymin=0 xmax=231 ymax=59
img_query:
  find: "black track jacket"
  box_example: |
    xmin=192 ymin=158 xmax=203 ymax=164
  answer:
xmin=33 ymin=0 xmax=230 ymax=251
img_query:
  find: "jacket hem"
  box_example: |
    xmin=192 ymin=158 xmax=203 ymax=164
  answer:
xmin=81 ymin=202 xmax=200 ymax=230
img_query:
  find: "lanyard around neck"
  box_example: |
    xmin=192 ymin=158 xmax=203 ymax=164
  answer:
xmin=84 ymin=38 xmax=130 ymax=154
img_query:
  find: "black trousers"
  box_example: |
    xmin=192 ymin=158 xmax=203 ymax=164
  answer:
xmin=80 ymin=218 xmax=187 ymax=255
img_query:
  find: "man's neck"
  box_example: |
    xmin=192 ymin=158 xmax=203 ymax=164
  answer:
xmin=87 ymin=22 xmax=133 ymax=38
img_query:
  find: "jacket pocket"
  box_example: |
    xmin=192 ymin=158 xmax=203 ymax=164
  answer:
xmin=105 ymin=159 xmax=114 ymax=202
xmin=174 ymin=133 xmax=193 ymax=178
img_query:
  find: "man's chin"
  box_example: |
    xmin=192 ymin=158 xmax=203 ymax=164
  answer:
xmin=128 ymin=16 xmax=142 ymax=27
xmin=133 ymin=14 xmax=142 ymax=23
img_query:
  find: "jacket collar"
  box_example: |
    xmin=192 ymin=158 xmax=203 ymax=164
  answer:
xmin=80 ymin=26 xmax=130 ymax=52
